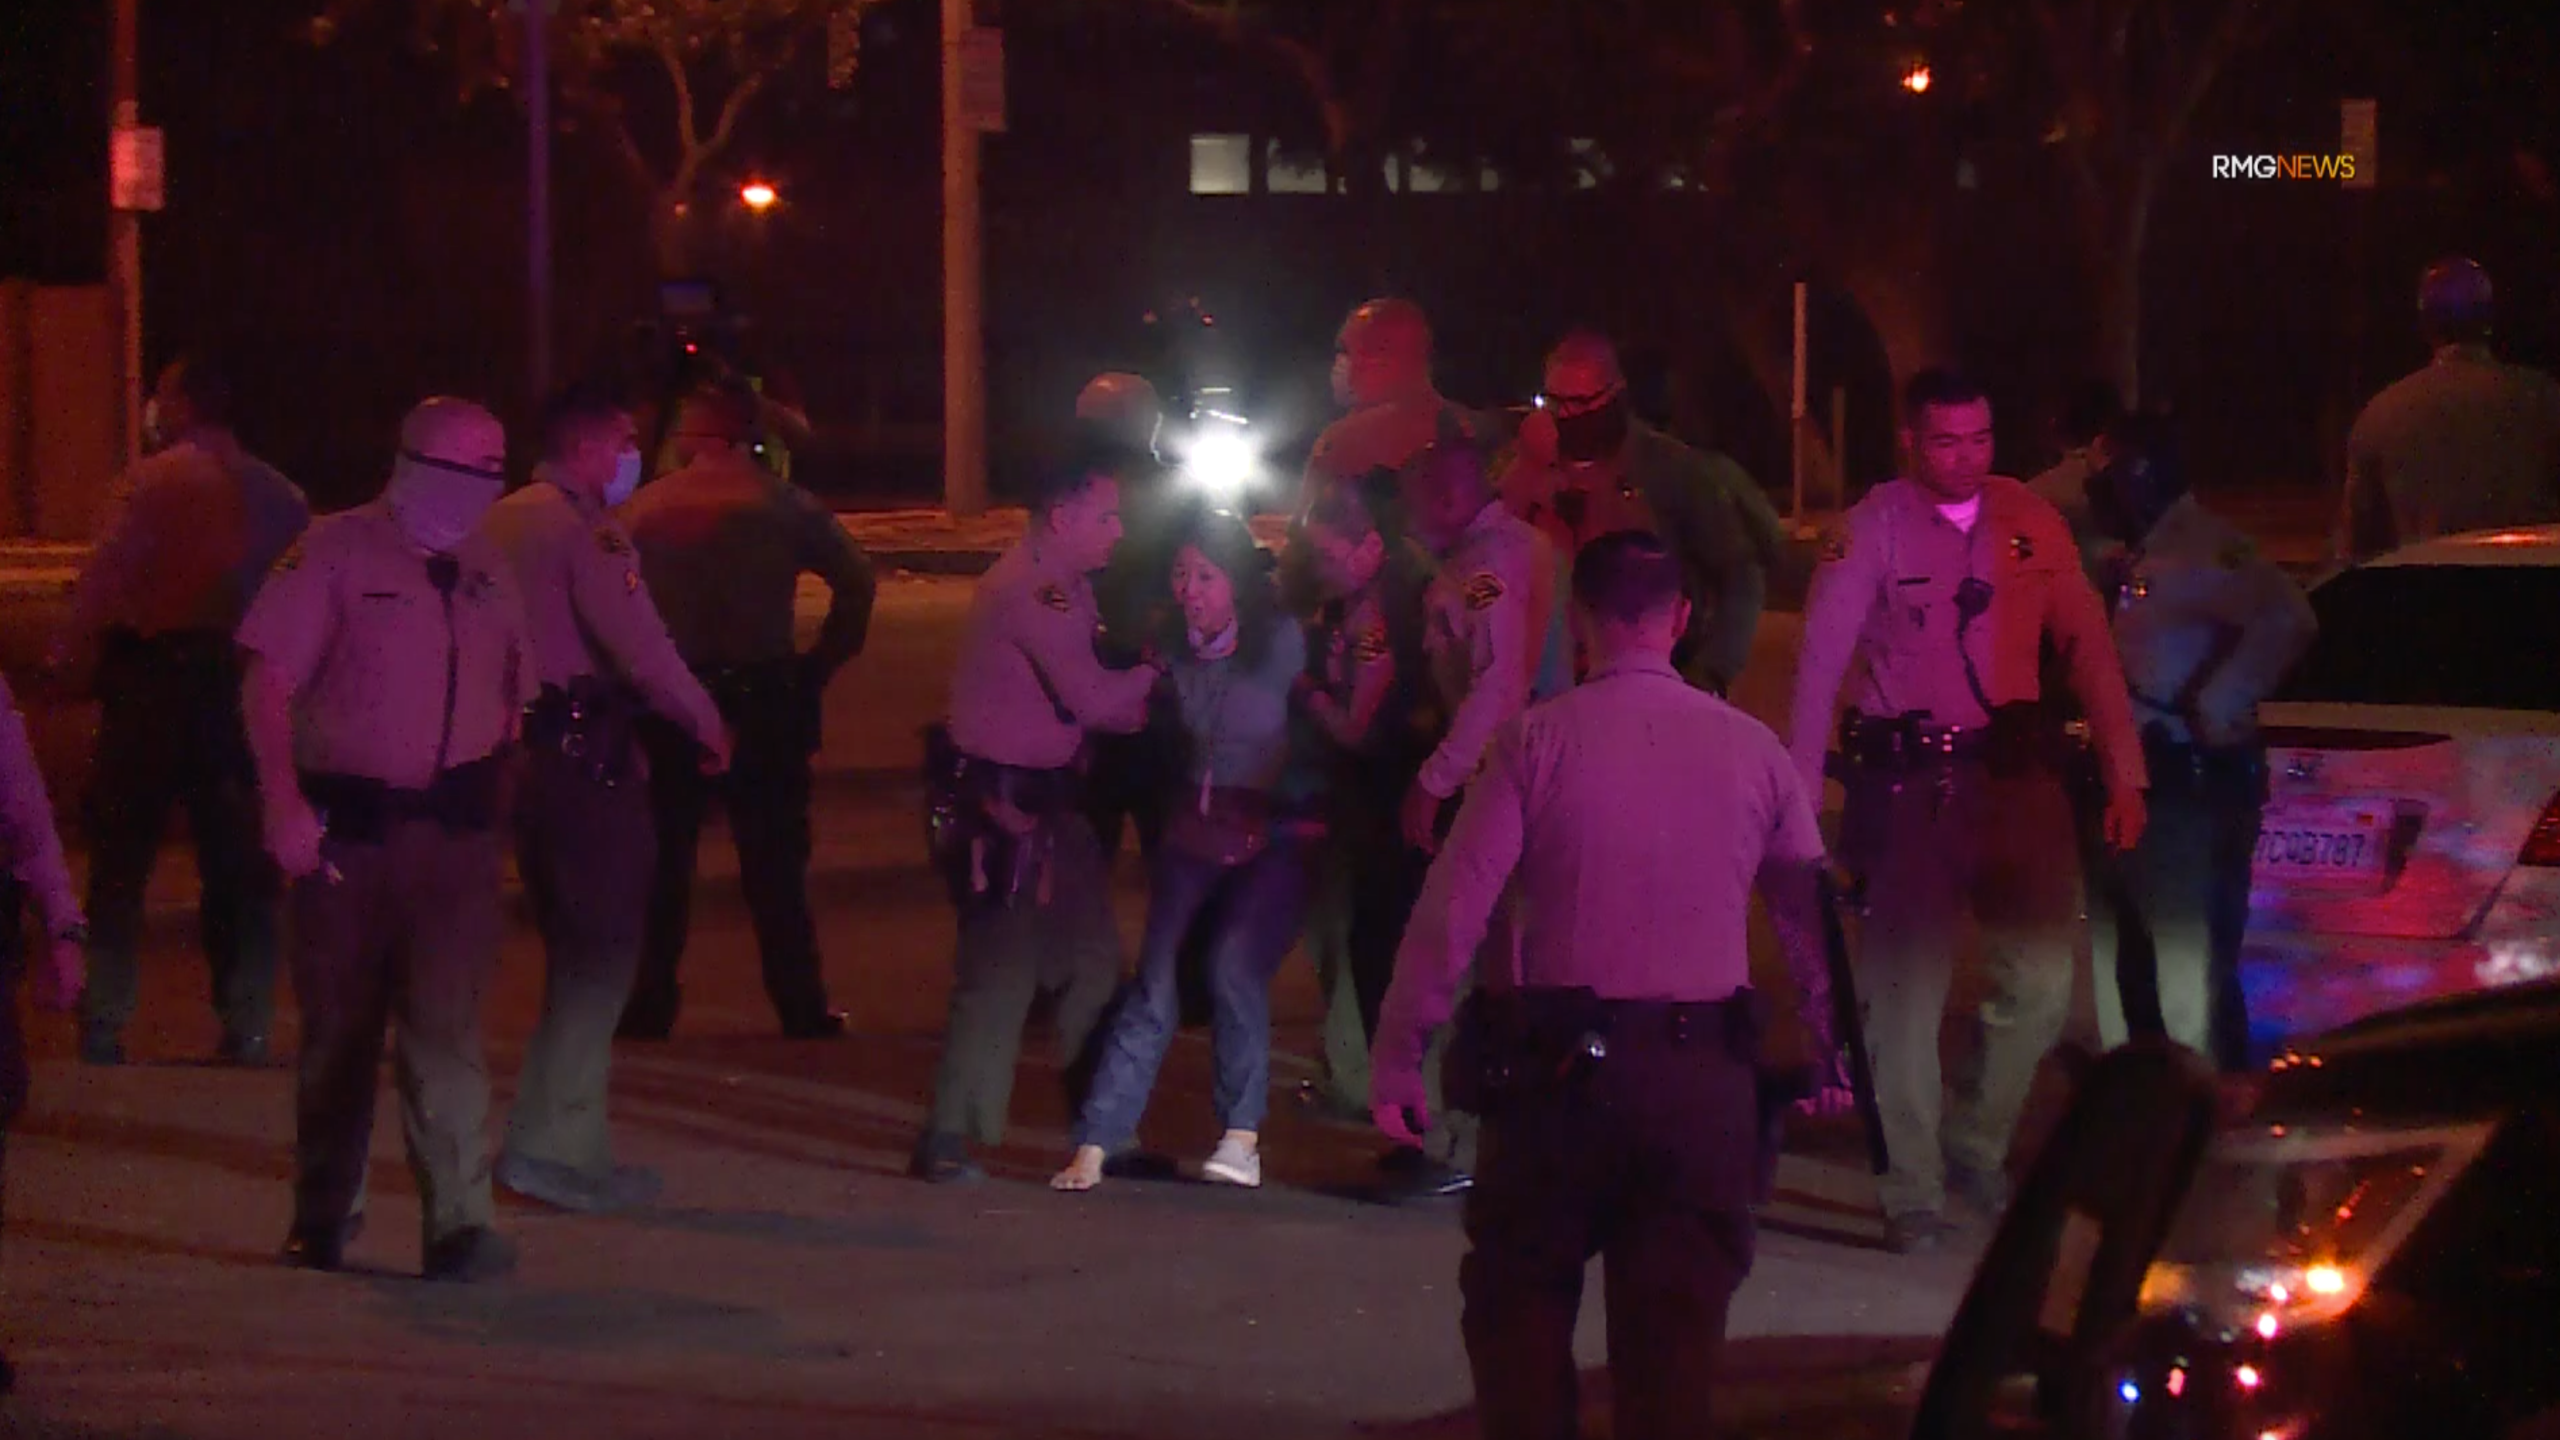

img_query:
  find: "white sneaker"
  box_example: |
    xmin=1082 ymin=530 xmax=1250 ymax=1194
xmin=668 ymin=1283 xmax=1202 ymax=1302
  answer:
xmin=1200 ymin=1135 xmax=1262 ymax=1188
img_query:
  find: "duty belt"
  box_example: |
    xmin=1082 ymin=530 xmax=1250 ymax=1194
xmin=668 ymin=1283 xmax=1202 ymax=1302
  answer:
xmin=300 ymin=753 xmax=508 ymax=844
xmin=523 ymin=678 xmax=643 ymax=785
xmin=1834 ymin=704 xmax=2055 ymax=777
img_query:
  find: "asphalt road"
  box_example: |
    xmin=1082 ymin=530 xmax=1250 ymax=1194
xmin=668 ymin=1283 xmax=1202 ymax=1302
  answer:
xmin=0 ymin=576 xmax=1994 ymax=1439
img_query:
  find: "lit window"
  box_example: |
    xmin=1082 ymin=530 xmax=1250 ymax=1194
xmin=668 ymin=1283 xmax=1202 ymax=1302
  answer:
xmin=1189 ymin=134 xmax=1251 ymax=195
xmin=1571 ymin=138 xmax=1612 ymax=190
xmin=1405 ymin=153 xmax=1460 ymax=193
xmin=1266 ymin=140 xmax=1328 ymax=194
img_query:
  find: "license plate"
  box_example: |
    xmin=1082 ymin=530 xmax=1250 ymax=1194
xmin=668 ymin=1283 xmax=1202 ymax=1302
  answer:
xmin=2256 ymin=804 xmax=2389 ymax=882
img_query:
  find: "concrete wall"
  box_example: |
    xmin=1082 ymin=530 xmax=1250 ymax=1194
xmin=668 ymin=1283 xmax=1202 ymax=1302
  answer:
xmin=0 ymin=280 xmax=117 ymax=541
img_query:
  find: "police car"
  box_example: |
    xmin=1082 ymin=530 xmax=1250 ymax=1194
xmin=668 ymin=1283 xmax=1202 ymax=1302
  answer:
xmin=2241 ymin=524 xmax=2560 ymax=1054
xmin=1908 ymin=981 xmax=2560 ymax=1440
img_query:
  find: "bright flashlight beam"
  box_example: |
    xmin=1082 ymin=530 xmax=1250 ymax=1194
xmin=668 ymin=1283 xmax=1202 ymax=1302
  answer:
xmin=1184 ymin=428 xmax=1258 ymax=499
xmin=1903 ymin=65 xmax=1932 ymax=93
xmin=740 ymin=182 xmax=779 ymax=211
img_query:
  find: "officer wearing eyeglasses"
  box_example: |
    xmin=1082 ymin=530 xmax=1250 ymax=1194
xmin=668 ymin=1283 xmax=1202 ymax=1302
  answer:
xmin=1788 ymin=367 xmax=2147 ymax=1256
xmin=1506 ymin=331 xmax=1781 ymax=696
xmin=238 ymin=397 xmax=533 ymax=1283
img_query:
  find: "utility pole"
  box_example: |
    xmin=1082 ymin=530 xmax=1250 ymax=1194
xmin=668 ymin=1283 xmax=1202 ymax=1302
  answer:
xmin=524 ymin=0 xmax=554 ymax=399
xmin=109 ymin=0 xmax=144 ymax=468
xmin=941 ymin=0 xmax=990 ymax=517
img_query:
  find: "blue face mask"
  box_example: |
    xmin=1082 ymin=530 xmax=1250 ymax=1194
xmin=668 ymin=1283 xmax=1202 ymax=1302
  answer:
xmin=603 ymin=447 xmax=643 ymax=507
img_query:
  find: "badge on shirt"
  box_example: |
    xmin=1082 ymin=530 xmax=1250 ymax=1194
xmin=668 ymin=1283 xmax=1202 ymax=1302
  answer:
xmin=463 ymin=568 xmax=498 ymax=601
xmin=597 ymin=529 xmax=633 ymax=559
xmin=624 ymin=568 xmax=641 ymax=595
xmin=1353 ymin=625 xmax=1390 ymax=663
xmin=1818 ymin=530 xmax=1849 ymax=564
xmin=274 ymin=541 xmax=305 ymax=573
xmin=1461 ymin=571 xmax=1505 ymax=611
xmin=1035 ymin=583 xmax=1072 ymax=613
xmin=2011 ymin=533 xmax=2036 ymax=562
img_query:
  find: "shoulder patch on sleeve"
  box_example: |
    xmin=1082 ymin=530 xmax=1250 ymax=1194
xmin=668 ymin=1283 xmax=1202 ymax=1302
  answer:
xmin=1034 ymin=582 xmax=1073 ymax=613
xmin=274 ymin=540 xmax=305 ymax=573
xmin=1462 ymin=570 xmax=1505 ymax=611
xmin=1353 ymin=625 xmax=1390 ymax=663
xmin=1817 ymin=528 xmax=1850 ymax=564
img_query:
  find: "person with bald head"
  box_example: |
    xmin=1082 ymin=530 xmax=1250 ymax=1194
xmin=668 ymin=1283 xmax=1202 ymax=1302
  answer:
xmin=1281 ymin=299 xmax=1502 ymax=614
xmin=2340 ymin=257 xmax=2560 ymax=560
xmin=615 ymin=380 xmax=878 ymax=1040
xmin=236 ymin=396 xmax=532 ymax=1282
xmin=1507 ymin=331 xmax=1782 ymax=695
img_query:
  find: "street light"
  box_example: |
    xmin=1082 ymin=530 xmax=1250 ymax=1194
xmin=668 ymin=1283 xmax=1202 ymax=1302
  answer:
xmin=1902 ymin=64 xmax=1932 ymax=94
xmin=740 ymin=181 xmax=779 ymax=212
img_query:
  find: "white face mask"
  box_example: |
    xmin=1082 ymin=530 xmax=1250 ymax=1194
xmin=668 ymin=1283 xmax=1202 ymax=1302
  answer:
xmin=386 ymin=452 xmax=504 ymax=555
xmin=603 ymin=447 xmax=643 ymax=507
xmin=139 ymin=399 xmax=169 ymax=455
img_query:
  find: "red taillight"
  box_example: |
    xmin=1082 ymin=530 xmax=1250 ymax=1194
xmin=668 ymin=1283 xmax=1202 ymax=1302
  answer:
xmin=2523 ymin=795 xmax=2560 ymax=867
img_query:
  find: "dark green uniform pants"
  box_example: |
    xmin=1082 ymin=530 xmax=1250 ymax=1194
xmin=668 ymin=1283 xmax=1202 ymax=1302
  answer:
xmin=507 ymin=749 xmax=655 ymax=1182
xmin=632 ymin=666 xmax=833 ymax=1031
xmin=2090 ymin=738 xmax=2265 ymax=1071
xmin=80 ymin=629 xmax=279 ymax=1051
xmin=1838 ymin=760 xmax=2079 ymax=1220
xmin=291 ymin=819 xmax=504 ymax=1251
xmin=924 ymin=815 xmax=1123 ymax=1147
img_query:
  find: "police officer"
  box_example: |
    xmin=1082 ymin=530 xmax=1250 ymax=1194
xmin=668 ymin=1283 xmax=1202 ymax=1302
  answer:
xmin=912 ymin=440 xmax=1162 ymax=1184
xmin=2341 ymin=258 xmax=2560 ymax=560
xmin=1078 ymin=372 xmax=1189 ymax=866
xmin=1788 ymin=368 xmax=2147 ymax=1255
xmin=2026 ymin=378 xmax=2126 ymax=575
xmin=1386 ymin=423 xmax=1559 ymax=1198
xmin=1373 ymin=531 xmax=1846 ymax=1440
xmin=0 ymin=670 xmax=86 ymax=1395
xmin=616 ymin=382 xmax=877 ymax=1039
xmin=239 ymin=397 xmax=529 ymax=1282
xmin=1281 ymin=300 xmax=1500 ymax=613
xmin=2085 ymin=414 xmax=2314 ymax=1070
xmin=1506 ymin=332 xmax=1782 ymax=695
xmin=1292 ymin=479 xmax=1435 ymax=1118
xmin=480 ymin=381 xmax=734 ymax=1213
xmin=50 ymin=356 xmax=308 ymax=1066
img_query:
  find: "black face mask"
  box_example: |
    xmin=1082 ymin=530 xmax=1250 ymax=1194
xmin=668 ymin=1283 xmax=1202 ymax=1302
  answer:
xmin=2089 ymin=453 xmax=2183 ymax=547
xmin=1552 ymin=399 xmax=1631 ymax=465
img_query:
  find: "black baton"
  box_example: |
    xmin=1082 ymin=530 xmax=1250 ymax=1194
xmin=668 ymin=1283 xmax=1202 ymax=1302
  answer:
xmin=1818 ymin=870 xmax=1890 ymax=1177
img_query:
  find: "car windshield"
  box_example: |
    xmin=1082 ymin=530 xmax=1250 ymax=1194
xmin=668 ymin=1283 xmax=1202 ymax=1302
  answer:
xmin=2139 ymin=1119 xmax=2495 ymax=1330
xmin=2277 ymin=565 xmax=2560 ymax=710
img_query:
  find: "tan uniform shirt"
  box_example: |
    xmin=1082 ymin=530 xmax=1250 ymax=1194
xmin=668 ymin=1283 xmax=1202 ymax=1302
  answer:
xmin=2026 ymin=446 xmax=2110 ymax=583
xmin=1378 ymin=655 xmax=1827 ymax=1061
xmin=2344 ymin=346 xmax=2560 ymax=556
xmin=69 ymin=439 xmax=309 ymax=639
xmin=236 ymin=501 xmax=532 ymax=789
xmin=480 ymin=478 xmax=724 ymax=749
xmin=615 ymin=455 xmax=878 ymax=670
xmin=946 ymin=540 xmax=1155 ymax=769
xmin=2109 ymin=494 xmax=2317 ymax=746
xmin=1788 ymin=476 xmax=2146 ymax=798
xmin=0 ymin=674 xmax=80 ymax=932
xmin=1417 ymin=501 xmax=1556 ymax=799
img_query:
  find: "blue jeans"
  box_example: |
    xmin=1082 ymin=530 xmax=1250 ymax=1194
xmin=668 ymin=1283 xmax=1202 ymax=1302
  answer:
xmin=1074 ymin=841 xmax=1313 ymax=1152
